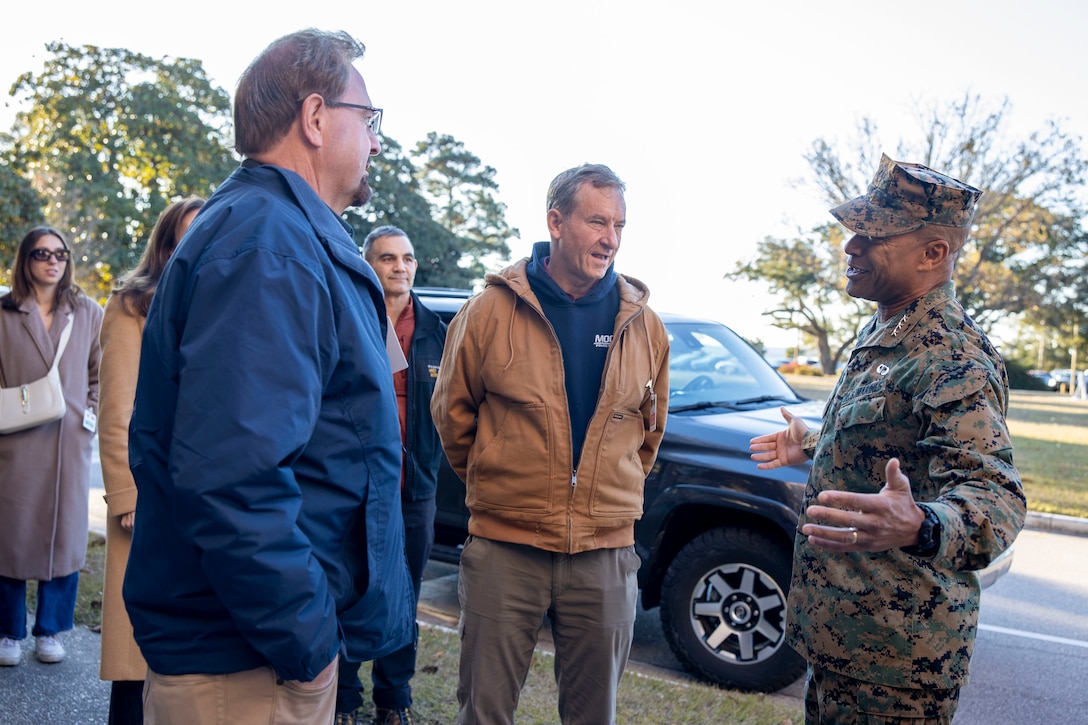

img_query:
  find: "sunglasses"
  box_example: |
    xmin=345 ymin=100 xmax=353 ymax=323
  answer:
xmin=30 ymin=248 xmax=70 ymax=262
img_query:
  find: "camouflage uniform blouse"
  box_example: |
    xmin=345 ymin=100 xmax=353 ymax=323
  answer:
xmin=788 ymin=281 xmax=1025 ymax=689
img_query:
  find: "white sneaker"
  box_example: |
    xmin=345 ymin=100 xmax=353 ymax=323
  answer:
xmin=0 ymin=637 xmax=21 ymax=666
xmin=35 ymin=635 xmax=65 ymax=663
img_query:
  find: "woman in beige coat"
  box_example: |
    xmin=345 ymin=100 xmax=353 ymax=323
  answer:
xmin=0 ymin=227 xmax=102 ymax=667
xmin=98 ymin=197 xmax=202 ymax=725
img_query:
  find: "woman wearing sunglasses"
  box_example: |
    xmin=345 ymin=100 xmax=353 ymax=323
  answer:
xmin=0 ymin=226 xmax=103 ymax=668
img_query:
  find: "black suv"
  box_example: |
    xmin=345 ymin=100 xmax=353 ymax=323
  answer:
xmin=415 ymin=287 xmax=1012 ymax=693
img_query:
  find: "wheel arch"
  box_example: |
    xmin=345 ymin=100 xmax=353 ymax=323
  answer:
xmin=638 ymin=489 xmax=797 ymax=610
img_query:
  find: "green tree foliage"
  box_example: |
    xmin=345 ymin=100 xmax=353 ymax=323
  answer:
xmin=729 ymin=224 xmax=871 ymax=373
xmin=801 ymin=94 xmax=1087 ymax=333
xmin=7 ymin=41 xmax=236 ymax=296
xmin=4 ymin=44 xmax=517 ymax=293
xmin=351 ymin=132 xmax=516 ymax=288
xmin=347 ymin=137 xmax=485 ymax=288
xmin=412 ymin=132 xmax=516 ymax=281
xmin=734 ymin=94 xmax=1087 ymax=373
xmin=0 ymin=153 xmax=46 ymax=283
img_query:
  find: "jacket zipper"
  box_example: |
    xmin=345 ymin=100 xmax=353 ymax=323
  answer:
xmin=515 ymin=284 xmax=646 ymax=552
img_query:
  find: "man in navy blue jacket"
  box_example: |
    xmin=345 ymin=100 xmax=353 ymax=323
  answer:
xmin=125 ymin=29 xmax=413 ymax=724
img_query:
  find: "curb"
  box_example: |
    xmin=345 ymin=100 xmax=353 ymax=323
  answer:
xmin=1024 ymin=510 xmax=1088 ymax=537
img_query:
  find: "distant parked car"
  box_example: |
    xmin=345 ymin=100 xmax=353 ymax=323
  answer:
xmin=1027 ymin=370 xmax=1058 ymax=391
xmin=1049 ymin=369 xmax=1074 ymax=393
xmin=417 ymin=287 xmax=1015 ymax=693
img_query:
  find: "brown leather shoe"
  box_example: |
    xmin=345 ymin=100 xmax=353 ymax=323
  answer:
xmin=334 ymin=711 xmax=360 ymax=725
xmin=372 ymin=708 xmax=417 ymax=725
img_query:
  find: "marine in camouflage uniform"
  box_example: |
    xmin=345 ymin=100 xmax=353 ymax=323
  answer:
xmin=793 ymin=279 xmax=1024 ymax=719
xmin=753 ymin=155 xmax=1026 ymax=724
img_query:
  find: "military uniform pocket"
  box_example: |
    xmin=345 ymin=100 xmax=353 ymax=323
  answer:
xmin=835 ymin=395 xmax=886 ymax=430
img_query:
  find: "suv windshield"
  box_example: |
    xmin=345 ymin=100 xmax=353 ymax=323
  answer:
xmin=666 ymin=319 xmax=803 ymax=412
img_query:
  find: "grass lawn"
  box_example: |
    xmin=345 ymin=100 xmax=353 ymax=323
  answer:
xmin=353 ymin=630 xmax=801 ymax=724
xmin=784 ymin=374 xmax=1088 ymax=518
xmin=1002 ymin=391 xmax=1088 ymax=518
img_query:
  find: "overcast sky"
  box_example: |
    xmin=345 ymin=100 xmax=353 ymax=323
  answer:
xmin=3 ymin=0 xmax=1085 ymax=348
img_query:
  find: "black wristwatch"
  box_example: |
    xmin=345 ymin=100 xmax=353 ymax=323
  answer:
xmin=901 ymin=504 xmax=941 ymax=557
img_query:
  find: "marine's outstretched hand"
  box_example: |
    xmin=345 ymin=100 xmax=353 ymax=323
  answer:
xmin=801 ymin=458 xmax=926 ymax=552
xmin=750 ymin=406 xmax=809 ymax=469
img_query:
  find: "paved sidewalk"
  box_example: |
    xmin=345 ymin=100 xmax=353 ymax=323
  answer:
xmin=0 ymin=625 xmax=110 ymax=724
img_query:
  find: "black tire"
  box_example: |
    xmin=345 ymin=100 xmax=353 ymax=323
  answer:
xmin=659 ymin=527 xmax=806 ymax=692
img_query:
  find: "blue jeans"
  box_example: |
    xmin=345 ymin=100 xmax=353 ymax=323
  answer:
xmin=0 ymin=571 xmax=80 ymax=639
xmin=336 ymin=496 xmax=435 ymax=713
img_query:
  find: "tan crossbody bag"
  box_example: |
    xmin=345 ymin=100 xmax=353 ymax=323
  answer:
xmin=0 ymin=314 xmax=72 ymax=434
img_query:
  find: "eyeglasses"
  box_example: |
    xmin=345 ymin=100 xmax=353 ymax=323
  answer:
xmin=30 ymin=248 xmax=70 ymax=262
xmin=326 ymin=100 xmax=383 ymax=135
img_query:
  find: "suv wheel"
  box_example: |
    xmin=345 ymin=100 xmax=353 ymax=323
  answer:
xmin=659 ymin=526 xmax=806 ymax=692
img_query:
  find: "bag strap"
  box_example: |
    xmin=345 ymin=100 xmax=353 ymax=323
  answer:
xmin=49 ymin=313 xmax=74 ymax=374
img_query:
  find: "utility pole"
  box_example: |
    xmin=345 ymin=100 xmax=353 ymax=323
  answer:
xmin=1070 ymin=315 xmax=1081 ymax=398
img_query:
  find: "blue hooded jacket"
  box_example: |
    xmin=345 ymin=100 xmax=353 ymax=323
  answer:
xmin=124 ymin=163 xmax=413 ymax=681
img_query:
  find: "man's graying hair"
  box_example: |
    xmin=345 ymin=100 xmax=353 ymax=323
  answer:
xmin=234 ymin=28 xmax=366 ymax=157
xmin=361 ymin=224 xmax=409 ymax=262
xmin=546 ymin=164 xmax=625 ymax=217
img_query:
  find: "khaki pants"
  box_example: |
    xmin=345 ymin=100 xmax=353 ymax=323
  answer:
xmin=455 ymin=537 xmax=640 ymax=725
xmin=144 ymin=657 xmax=338 ymax=725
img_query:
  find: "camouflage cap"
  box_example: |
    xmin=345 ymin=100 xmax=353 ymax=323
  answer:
xmin=830 ymin=154 xmax=982 ymax=237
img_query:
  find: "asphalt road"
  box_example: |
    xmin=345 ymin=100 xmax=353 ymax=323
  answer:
xmin=951 ymin=528 xmax=1088 ymax=724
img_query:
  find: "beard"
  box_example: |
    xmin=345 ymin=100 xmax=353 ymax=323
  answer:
xmin=349 ymin=178 xmax=373 ymax=209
